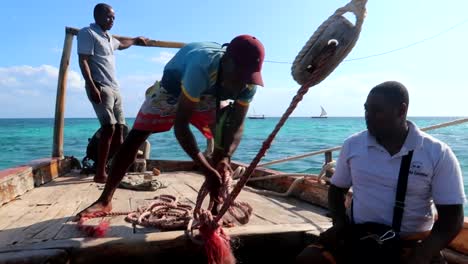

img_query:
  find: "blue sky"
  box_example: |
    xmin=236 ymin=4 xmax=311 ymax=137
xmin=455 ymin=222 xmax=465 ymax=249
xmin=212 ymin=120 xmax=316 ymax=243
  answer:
xmin=1 ymin=0 xmax=467 ymax=118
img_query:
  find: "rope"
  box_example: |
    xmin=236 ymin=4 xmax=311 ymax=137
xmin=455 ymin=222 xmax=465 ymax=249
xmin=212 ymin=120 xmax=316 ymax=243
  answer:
xmin=291 ymin=0 xmax=367 ymax=85
xmin=263 ymin=17 xmax=468 ymax=65
xmin=209 ymin=0 xmax=367 ymax=225
xmin=125 ymin=194 xmax=193 ymax=230
xmin=232 ymin=160 xmax=335 ymax=197
xmin=77 ymin=195 xmax=194 ymax=236
xmin=259 ymin=117 xmax=468 ymax=167
xmin=77 ymin=211 xmax=129 ymax=237
xmin=180 ymin=5 xmax=369 ymax=256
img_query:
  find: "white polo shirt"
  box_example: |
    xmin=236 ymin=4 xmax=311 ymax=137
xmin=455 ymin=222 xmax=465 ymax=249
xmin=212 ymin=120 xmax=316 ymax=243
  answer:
xmin=77 ymin=23 xmax=121 ymax=90
xmin=331 ymin=121 xmax=466 ymax=234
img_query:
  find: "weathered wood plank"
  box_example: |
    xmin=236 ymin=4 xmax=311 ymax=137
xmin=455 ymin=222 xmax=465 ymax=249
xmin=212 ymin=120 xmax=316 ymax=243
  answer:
xmin=181 ymin=173 xmax=319 ymax=226
xmin=103 ymin=188 xmax=136 ymax=238
xmin=0 ymin=166 xmax=34 ymax=206
xmin=0 ymin=224 xmax=315 ymax=264
xmin=0 ymin=175 xmax=94 ymax=246
xmin=0 ymin=249 xmax=69 ymax=264
xmin=53 ymin=176 xmax=104 ymax=240
xmin=0 ymin=223 xmax=316 ymax=252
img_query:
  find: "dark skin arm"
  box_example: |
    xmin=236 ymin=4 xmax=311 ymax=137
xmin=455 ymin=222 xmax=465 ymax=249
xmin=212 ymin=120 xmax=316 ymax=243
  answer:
xmin=319 ymin=184 xmax=350 ymax=246
xmin=405 ymin=204 xmax=464 ymax=264
xmin=78 ymin=54 xmax=101 ymax=104
xmin=212 ymin=102 xmax=249 ymax=176
xmin=174 ymin=95 xmax=223 ymax=201
xmin=328 ymin=184 xmax=350 ymax=228
xmin=117 ymin=36 xmax=148 ymax=50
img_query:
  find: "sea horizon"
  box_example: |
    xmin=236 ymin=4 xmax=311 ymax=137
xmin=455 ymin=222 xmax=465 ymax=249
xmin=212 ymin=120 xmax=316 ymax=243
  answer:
xmin=1 ymin=117 xmax=467 ymax=215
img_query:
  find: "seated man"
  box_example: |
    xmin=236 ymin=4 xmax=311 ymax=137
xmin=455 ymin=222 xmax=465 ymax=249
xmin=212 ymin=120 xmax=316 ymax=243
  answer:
xmin=297 ymin=81 xmax=465 ymax=264
xmin=78 ymin=35 xmax=265 ymax=216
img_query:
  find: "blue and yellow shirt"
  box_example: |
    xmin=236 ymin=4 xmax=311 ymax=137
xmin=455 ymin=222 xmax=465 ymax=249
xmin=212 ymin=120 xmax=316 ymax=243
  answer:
xmin=161 ymin=42 xmax=257 ymax=106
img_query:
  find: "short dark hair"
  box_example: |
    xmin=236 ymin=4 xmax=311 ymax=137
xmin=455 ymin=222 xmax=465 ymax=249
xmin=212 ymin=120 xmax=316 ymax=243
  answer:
xmin=93 ymin=3 xmax=112 ymax=20
xmin=370 ymin=81 xmax=409 ymax=106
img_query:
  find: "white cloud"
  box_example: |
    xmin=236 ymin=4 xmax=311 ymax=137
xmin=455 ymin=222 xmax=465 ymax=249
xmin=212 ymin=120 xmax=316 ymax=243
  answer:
xmin=0 ymin=64 xmax=163 ymax=118
xmin=150 ymin=51 xmax=175 ymax=64
xmin=0 ymin=65 xmax=84 ymax=93
xmin=1 ymin=63 xmax=465 ymax=118
xmin=0 ymin=65 xmax=86 ymax=117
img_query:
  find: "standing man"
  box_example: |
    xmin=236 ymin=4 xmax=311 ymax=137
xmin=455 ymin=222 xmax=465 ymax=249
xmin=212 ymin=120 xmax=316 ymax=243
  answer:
xmin=77 ymin=3 xmax=147 ymax=183
xmin=297 ymin=81 xmax=465 ymax=263
xmin=77 ymin=35 xmax=265 ymax=217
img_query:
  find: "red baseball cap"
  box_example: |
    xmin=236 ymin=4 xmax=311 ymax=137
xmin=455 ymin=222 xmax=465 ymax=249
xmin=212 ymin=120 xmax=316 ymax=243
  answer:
xmin=225 ymin=35 xmax=265 ymax=87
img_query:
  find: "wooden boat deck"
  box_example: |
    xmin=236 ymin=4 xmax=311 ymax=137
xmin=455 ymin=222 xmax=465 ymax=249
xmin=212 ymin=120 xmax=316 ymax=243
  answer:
xmin=0 ymin=171 xmax=331 ymax=253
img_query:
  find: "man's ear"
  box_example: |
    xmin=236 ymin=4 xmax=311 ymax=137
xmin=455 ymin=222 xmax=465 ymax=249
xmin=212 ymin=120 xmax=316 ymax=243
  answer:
xmin=399 ymin=103 xmax=408 ymax=117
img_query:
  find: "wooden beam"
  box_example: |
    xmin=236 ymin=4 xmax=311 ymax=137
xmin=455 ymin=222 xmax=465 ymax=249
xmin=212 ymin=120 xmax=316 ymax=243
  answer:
xmin=0 ymin=249 xmax=68 ymax=264
xmin=52 ymin=28 xmax=74 ymax=158
xmin=0 ymin=224 xmax=316 ymax=253
xmin=66 ymin=27 xmax=185 ymax=48
xmin=324 ymin=151 xmax=333 ymax=177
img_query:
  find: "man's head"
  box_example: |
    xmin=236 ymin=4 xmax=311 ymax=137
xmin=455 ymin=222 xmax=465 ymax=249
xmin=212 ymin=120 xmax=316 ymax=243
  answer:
xmin=94 ymin=3 xmax=115 ymax=31
xmin=220 ymin=35 xmax=265 ymax=99
xmin=364 ymin=81 xmax=409 ymax=140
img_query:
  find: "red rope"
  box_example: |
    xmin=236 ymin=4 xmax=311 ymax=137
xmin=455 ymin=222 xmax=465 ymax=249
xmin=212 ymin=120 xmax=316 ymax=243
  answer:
xmin=76 ymin=211 xmax=128 ymax=237
xmin=215 ymin=77 xmax=317 ymax=223
xmin=190 ymin=77 xmax=317 ymax=264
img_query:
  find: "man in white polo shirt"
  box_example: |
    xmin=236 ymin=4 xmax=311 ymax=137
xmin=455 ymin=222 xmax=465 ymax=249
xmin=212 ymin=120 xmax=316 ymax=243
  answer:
xmin=77 ymin=3 xmax=147 ymax=183
xmin=297 ymin=81 xmax=465 ymax=263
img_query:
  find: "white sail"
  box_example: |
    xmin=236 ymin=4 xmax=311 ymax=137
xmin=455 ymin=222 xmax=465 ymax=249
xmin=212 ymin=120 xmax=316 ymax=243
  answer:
xmin=320 ymin=106 xmax=327 ymax=117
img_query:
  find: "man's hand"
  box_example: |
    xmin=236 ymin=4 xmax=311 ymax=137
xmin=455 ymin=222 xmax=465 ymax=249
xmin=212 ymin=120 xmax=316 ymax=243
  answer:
xmin=215 ymin=158 xmax=233 ymax=182
xmin=319 ymin=224 xmax=347 ymax=249
xmin=133 ymin=36 xmax=148 ymax=46
xmin=204 ymin=168 xmax=224 ymax=203
xmin=89 ymin=87 xmax=102 ymax=104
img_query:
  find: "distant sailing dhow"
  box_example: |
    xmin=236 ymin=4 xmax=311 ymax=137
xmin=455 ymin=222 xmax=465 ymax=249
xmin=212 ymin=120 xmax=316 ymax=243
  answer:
xmin=311 ymin=106 xmax=327 ymax=118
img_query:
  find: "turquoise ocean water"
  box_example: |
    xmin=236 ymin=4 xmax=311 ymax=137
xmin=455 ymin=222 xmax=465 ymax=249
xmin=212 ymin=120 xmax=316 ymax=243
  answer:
xmin=0 ymin=117 xmax=467 ymax=215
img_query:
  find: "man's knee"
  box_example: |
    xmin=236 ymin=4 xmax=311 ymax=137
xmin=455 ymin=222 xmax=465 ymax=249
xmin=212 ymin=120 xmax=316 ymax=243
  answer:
xmin=100 ymin=124 xmax=116 ymax=138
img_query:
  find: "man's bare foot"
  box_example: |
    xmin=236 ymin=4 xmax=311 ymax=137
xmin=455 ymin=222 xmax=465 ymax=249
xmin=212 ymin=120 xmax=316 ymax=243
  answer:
xmin=93 ymin=173 xmax=108 ymax=183
xmin=75 ymin=200 xmax=112 ymax=221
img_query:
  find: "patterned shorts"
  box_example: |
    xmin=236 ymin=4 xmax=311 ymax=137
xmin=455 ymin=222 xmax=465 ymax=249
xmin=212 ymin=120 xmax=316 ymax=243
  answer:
xmin=133 ymin=81 xmax=216 ymax=139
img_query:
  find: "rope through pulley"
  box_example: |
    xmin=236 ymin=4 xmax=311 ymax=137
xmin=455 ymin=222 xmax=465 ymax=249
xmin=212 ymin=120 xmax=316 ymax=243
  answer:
xmin=189 ymin=0 xmax=368 ymax=263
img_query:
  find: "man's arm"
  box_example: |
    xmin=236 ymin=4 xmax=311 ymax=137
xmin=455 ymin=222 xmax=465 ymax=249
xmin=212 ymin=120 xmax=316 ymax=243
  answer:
xmin=78 ymin=54 xmax=101 ymax=104
xmin=174 ymin=95 xmax=223 ymax=200
xmin=328 ymin=184 xmax=350 ymax=228
xmin=117 ymin=36 xmax=147 ymax=50
xmin=406 ymin=204 xmax=464 ymax=263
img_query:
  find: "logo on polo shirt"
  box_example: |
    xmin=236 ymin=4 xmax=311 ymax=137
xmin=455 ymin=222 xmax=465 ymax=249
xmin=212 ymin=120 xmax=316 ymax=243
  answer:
xmin=409 ymin=161 xmax=429 ymax=177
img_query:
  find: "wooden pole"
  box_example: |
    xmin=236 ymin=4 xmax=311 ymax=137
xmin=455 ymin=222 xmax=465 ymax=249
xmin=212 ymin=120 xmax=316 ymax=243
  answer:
xmin=66 ymin=27 xmax=186 ymax=48
xmin=324 ymin=151 xmax=333 ymax=177
xmin=52 ymin=28 xmax=74 ymax=158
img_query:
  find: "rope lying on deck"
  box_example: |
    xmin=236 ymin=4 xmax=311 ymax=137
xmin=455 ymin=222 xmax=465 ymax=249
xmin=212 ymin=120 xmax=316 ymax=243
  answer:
xmin=77 ymin=195 xmax=193 ymax=236
xmin=125 ymin=195 xmax=193 ymax=230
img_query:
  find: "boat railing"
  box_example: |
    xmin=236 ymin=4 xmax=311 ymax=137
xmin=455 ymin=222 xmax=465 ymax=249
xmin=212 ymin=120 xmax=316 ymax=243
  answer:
xmin=259 ymin=117 xmax=468 ymax=170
